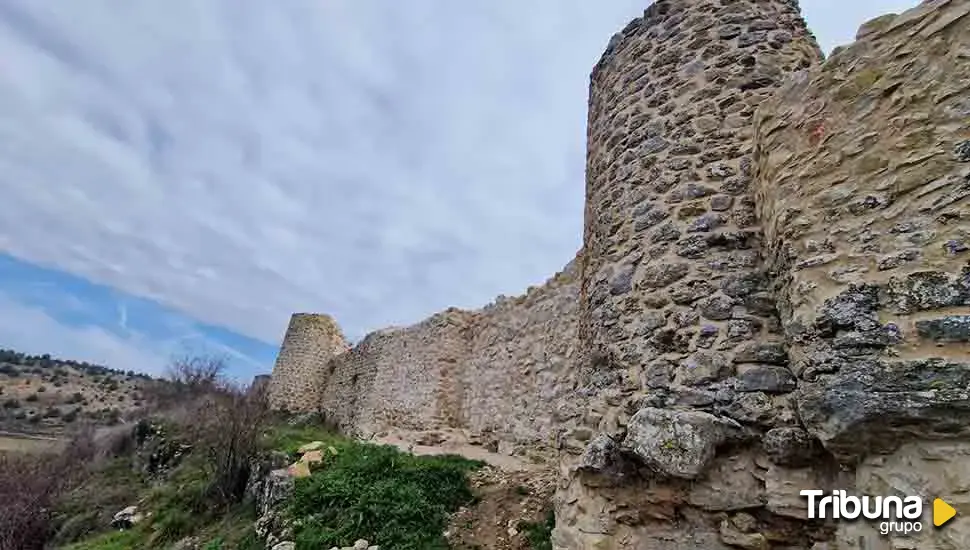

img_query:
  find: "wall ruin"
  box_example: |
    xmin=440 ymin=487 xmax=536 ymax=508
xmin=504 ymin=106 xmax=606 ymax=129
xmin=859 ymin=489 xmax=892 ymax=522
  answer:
xmin=268 ymin=0 xmax=970 ymax=548
xmin=272 ymin=257 xmax=584 ymax=459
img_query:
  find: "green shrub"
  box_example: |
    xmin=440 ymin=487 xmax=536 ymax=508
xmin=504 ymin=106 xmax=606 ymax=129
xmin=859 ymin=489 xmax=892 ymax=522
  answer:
xmin=62 ymin=529 xmax=145 ymax=550
xmin=288 ymin=441 xmax=483 ymax=550
xmin=63 ymin=408 xmax=80 ymax=423
xmin=518 ymin=508 xmax=555 ymax=550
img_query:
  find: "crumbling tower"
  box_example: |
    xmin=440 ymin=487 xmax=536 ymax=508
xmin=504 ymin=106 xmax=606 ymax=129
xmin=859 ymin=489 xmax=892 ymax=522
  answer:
xmin=267 ymin=313 xmax=349 ymax=412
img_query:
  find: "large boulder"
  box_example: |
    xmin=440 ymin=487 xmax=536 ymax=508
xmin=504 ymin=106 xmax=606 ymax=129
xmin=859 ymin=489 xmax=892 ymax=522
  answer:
xmin=621 ymin=407 xmax=743 ymax=479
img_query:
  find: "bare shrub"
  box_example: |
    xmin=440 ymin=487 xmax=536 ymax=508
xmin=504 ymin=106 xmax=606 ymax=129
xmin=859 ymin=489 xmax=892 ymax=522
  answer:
xmin=187 ymin=381 xmax=272 ymax=506
xmin=0 ymin=431 xmax=97 ymax=550
xmin=140 ymin=354 xmax=229 ymax=413
xmin=165 ymin=354 xmax=227 ymax=394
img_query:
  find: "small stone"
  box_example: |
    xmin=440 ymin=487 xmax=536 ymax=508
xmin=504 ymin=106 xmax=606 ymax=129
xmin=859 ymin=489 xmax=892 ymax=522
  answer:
xmin=762 ymin=427 xmax=820 ymax=467
xmin=353 ymin=540 xmax=369 ymax=550
xmin=688 ymin=213 xmax=725 ymax=233
xmin=271 ymin=543 xmax=296 ymax=550
xmin=944 ymin=239 xmax=969 ymax=255
xmin=737 ymin=31 xmax=767 ymax=48
xmin=639 ymin=262 xmax=691 ymax=289
xmin=710 ymin=195 xmax=734 ymax=211
xmin=297 ymin=441 xmax=325 ymax=453
xmin=698 ymin=294 xmax=735 ymax=321
xmin=953 ymin=140 xmax=970 ymax=162
xmin=719 ymin=519 xmax=769 ymax=550
xmin=733 ymin=342 xmax=788 ymax=365
xmin=669 ymin=279 xmax=716 ymax=305
xmin=877 ymin=249 xmax=921 ymax=270
xmin=610 ymin=264 xmax=635 ymax=295
xmin=915 ymin=315 xmax=970 ymax=343
xmin=736 ymin=366 xmax=797 ymax=393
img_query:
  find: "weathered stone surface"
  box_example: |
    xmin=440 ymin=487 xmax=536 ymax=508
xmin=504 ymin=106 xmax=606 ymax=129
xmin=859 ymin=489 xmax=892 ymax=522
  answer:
xmin=796 ymin=358 xmax=970 ymax=461
xmin=762 ymin=427 xmax=820 ymax=467
xmin=756 ymin=0 xmax=970 ymax=467
xmin=736 ymin=365 xmax=797 ymax=393
xmin=688 ymin=452 xmax=766 ymax=511
xmin=622 ymin=407 xmax=742 ymax=479
xmin=267 ymin=314 xmax=349 ymax=411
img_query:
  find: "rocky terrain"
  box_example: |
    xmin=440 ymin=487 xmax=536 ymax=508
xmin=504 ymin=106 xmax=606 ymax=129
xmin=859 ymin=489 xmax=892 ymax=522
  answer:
xmin=0 ymin=348 xmax=155 ymax=437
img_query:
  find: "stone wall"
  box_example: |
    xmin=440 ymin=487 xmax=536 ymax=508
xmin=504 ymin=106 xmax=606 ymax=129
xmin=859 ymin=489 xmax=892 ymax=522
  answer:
xmin=755 ymin=0 xmax=970 ymax=464
xmin=314 ymin=256 xmax=582 ymax=457
xmin=754 ymin=2 xmax=970 ymax=546
xmin=267 ymin=313 xmax=349 ymax=412
xmin=555 ymin=1 xmax=970 ymax=549
xmin=267 ymin=0 xmax=970 ymax=548
xmin=559 ymin=0 xmax=827 ymax=547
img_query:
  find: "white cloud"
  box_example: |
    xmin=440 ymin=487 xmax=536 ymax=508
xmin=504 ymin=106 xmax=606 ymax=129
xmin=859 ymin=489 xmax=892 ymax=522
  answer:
xmin=0 ymin=294 xmax=169 ymax=375
xmin=0 ymin=0 xmax=919 ymax=344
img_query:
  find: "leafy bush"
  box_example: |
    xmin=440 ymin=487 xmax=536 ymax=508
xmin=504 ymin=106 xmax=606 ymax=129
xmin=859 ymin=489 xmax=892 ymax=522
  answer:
xmin=288 ymin=442 xmax=483 ymax=550
xmin=62 ymin=530 xmax=143 ymax=550
xmin=519 ymin=508 xmax=556 ymax=550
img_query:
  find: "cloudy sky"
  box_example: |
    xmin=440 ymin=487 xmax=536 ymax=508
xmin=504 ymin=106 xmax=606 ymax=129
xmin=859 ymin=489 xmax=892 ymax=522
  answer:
xmin=0 ymin=0 xmax=918 ymax=380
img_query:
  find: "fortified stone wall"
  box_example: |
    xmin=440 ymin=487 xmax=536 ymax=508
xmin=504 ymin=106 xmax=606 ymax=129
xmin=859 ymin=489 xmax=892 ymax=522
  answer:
xmin=268 ymin=0 xmax=970 ymax=548
xmin=558 ymin=1 xmax=827 ymax=548
xmin=555 ymin=1 xmax=970 ymax=549
xmin=311 ymin=257 xmax=582 ymax=457
xmin=755 ymin=0 xmax=970 ymax=463
xmin=753 ymin=4 xmax=970 ymax=546
xmin=266 ymin=313 xmax=348 ymax=411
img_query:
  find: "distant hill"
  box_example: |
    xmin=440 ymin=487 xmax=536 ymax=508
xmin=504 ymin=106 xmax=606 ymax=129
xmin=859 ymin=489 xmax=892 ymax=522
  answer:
xmin=0 ymin=348 xmax=159 ymax=435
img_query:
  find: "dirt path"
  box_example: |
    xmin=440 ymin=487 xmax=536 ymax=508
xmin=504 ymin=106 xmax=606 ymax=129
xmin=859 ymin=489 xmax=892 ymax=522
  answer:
xmin=369 ymin=428 xmax=557 ymax=549
xmin=371 ymin=428 xmax=546 ymax=472
xmin=0 ymin=431 xmax=64 ymax=454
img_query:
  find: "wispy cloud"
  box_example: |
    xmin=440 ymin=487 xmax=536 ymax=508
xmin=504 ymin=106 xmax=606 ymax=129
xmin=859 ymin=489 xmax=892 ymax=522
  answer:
xmin=0 ymin=0 xmax=919 ymax=356
xmin=0 ymin=254 xmax=276 ymax=379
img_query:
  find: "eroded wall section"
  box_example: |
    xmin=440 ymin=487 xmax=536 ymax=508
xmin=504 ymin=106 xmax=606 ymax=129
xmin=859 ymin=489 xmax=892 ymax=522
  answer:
xmin=316 ymin=257 xmax=582 ymax=456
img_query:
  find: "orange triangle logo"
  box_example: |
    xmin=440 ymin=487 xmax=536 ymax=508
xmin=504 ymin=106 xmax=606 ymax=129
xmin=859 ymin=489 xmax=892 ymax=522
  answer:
xmin=934 ymin=498 xmax=957 ymax=527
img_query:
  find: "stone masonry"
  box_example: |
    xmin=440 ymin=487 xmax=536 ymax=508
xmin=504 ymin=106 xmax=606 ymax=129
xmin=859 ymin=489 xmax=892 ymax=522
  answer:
xmin=268 ymin=0 xmax=970 ymax=548
xmin=266 ymin=313 xmax=348 ymax=411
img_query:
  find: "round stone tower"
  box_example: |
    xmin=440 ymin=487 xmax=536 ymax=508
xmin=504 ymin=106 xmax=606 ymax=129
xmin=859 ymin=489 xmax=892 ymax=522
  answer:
xmin=267 ymin=313 xmax=349 ymax=412
xmin=579 ymin=0 xmax=822 ymax=378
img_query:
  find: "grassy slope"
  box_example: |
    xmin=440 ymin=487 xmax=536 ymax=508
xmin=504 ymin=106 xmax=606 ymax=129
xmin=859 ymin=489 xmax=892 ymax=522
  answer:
xmin=60 ymin=423 xmax=486 ymax=550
